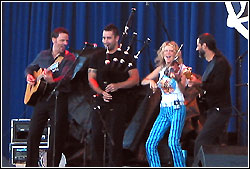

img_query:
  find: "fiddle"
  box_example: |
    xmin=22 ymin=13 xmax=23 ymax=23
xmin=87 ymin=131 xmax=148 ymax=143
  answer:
xmin=157 ymin=44 xmax=193 ymax=93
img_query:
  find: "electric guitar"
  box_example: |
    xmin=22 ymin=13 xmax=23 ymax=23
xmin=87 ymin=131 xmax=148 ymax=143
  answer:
xmin=24 ymin=57 xmax=63 ymax=106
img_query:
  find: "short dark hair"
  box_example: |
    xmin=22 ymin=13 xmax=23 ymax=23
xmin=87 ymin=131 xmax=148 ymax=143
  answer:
xmin=198 ymin=33 xmax=217 ymax=53
xmin=51 ymin=27 xmax=69 ymax=38
xmin=199 ymin=33 xmax=232 ymax=74
xmin=103 ymin=24 xmax=119 ymax=37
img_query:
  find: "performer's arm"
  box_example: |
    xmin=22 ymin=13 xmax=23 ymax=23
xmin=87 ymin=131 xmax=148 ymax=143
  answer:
xmin=141 ymin=66 xmax=161 ymax=93
xmin=26 ymin=74 xmax=36 ymax=85
xmin=88 ymin=68 xmax=112 ymax=102
xmin=188 ymin=74 xmax=202 ymax=88
xmin=26 ymin=69 xmax=55 ymax=85
xmin=105 ymin=68 xmax=139 ymax=93
xmin=177 ymin=73 xmax=187 ymax=93
xmin=88 ymin=68 xmax=104 ymax=94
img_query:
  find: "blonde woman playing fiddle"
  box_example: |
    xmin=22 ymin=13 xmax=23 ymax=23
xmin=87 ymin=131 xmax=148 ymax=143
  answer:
xmin=141 ymin=41 xmax=190 ymax=167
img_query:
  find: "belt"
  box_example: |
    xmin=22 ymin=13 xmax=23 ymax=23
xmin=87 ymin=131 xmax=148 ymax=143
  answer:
xmin=160 ymin=100 xmax=185 ymax=108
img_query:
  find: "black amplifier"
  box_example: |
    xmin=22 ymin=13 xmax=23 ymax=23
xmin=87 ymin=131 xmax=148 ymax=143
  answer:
xmin=11 ymin=119 xmax=50 ymax=146
xmin=10 ymin=145 xmax=47 ymax=166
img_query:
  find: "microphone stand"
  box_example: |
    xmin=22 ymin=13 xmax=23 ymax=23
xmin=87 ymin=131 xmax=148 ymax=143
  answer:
xmin=152 ymin=2 xmax=172 ymax=41
xmin=92 ymin=95 xmax=115 ymax=167
xmin=46 ymin=46 xmax=88 ymax=166
xmin=235 ymin=50 xmax=248 ymax=145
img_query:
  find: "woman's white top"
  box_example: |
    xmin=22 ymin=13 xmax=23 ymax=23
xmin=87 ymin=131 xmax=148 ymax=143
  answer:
xmin=158 ymin=64 xmax=188 ymax=108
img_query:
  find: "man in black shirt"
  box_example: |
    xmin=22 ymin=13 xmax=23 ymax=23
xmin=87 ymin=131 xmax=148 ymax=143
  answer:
xmin=88 ymin=24 xmax=139 ymax=166
xmin=189 ymin=33 xmax=232 ymax=161
xmin=25 ymin=27 xmax=75 ymax=166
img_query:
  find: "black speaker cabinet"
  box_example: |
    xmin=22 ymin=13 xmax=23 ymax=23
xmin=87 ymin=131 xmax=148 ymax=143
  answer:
xmin=11 ymin=119 xmax=50 ymax=147
xmin=193 ymin=145 xmax=248 ymax=167
xmin=10 ymin=145 xmax=48 ymax=166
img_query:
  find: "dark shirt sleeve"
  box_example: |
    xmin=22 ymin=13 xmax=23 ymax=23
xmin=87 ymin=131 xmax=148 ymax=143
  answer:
xmin=88 ymin=53 xmax=98 ymax=70
xmin=25 ymin=50 xmax=55 ymax=76
xmin=25 ymin=52 xmax=43 ymax=76
xmin=25 ymin=64 xmax=40 ymax=76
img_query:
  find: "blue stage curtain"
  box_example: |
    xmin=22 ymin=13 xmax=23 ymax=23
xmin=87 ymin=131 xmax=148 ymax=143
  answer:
xmin=2 ymin=2 xmax=248 ymax=158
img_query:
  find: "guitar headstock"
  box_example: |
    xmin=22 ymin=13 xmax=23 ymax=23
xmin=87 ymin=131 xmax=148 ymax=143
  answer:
xmin=183 ymin=67 xmax=192 ymax=79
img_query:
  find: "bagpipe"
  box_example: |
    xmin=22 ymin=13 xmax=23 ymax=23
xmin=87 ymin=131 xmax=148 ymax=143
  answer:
xmin=103 ymin=8 xmax=151 ymax=73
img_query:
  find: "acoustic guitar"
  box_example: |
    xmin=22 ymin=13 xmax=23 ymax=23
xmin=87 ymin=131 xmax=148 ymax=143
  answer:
xmin=24 ymin=57 xmax=63 ymax=106
xmin=187 ymin=73 xmax=207 ymax=115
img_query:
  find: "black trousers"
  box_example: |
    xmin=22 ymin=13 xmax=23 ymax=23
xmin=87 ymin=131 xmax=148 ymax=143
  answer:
xmin=90 ymin=101 xmax=127 ymax=167
xmin=26 ymin=92 xmax=69 ymax=167
xmin=193 ymin=106 xmax=232 ymax=158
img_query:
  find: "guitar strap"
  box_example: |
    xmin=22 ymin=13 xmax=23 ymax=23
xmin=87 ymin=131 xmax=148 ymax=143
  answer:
xmin=53 ymin=55 xmax=64 ymax=65
xmin=41 ymin=56 xmax=64 ymax=95
xmin=196 ymin=56 xmax=216 ymax=113
xmin=202 ymin=57 xmax=216 ymax=82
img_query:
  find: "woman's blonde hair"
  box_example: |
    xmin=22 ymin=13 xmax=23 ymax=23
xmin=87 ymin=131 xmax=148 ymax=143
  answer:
xmin=154 ymin=41 xmax=183 ymax=67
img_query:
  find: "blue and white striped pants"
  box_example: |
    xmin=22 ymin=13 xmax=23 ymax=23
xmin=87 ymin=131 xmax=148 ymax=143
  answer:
xmin=145 ymin=105 xmax=186 ymax=167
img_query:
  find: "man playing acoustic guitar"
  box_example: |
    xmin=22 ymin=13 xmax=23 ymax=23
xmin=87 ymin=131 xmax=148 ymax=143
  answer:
xmin=25 ymin=27 xmax=75 ymax=166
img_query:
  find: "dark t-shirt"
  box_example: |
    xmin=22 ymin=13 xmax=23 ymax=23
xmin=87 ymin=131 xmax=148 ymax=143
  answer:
xmin=88 ymin=49 xmax=137 ymax=103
